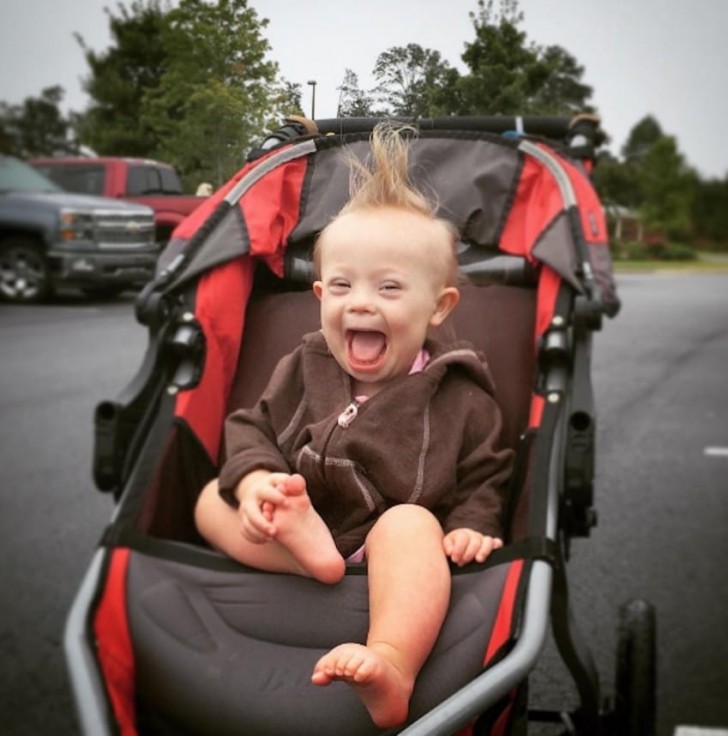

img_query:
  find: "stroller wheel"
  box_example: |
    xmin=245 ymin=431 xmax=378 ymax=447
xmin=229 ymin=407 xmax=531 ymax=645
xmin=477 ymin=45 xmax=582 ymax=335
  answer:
xmin=614 ymin=599 xmax=657 ymax=736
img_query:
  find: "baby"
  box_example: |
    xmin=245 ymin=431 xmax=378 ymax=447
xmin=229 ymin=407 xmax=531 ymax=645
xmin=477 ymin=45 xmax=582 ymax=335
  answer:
xmin=195 ymin=123 xmax=513 ymax=728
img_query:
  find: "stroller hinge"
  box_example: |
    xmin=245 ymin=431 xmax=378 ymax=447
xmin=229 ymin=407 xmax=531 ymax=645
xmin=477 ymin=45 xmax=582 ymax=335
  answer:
xmin=166 ymin=313 xmax=206 ymax=394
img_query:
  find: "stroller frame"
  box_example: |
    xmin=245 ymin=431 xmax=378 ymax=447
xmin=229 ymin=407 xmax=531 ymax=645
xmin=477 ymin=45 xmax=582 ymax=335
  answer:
xmin=65 ymin=115 xmax=655 ymax=736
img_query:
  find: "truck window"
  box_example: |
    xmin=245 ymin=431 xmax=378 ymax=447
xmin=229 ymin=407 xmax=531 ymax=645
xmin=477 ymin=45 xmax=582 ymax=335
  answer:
xmin=128 ymin=164 xmax=185 ymax=195
xmin=35 ymin=164 xmax=106 ymax=195
xmin=159 ymin=167 xmax=184 ymax=194
xmin=127 ymin=165 xmax=162 ymax=196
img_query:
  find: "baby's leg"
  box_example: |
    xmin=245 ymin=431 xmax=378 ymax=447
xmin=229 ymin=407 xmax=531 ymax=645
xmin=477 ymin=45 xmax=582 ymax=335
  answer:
xmin=312 ymin=505 xmax=450 ymax=728
xmin=194 ymin=477 xmax=345 ymax=584
xmin=270 ymin=474 xmax=346 ymax=583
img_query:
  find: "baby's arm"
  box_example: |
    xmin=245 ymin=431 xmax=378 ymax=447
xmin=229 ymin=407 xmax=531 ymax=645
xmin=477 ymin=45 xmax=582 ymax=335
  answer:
xmin=443 ymin=528 xmax=503 ymax=567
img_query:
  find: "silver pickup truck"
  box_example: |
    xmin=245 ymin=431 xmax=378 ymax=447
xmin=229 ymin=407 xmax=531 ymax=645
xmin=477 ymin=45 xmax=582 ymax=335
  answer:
xmin=0 ymin=154 xmax=157 ymax=303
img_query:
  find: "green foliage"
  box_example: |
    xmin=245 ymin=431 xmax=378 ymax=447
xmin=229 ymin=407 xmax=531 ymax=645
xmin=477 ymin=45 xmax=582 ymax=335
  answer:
xmin=0 ymin=86 xmax=78 ymax=157
xmin=141 ymin=0 xmax=279 ymax=186
xmin=336 ymin=69 xmax=377 ymax=117
xmin=76 ymin=0 xmax=288 ymax=186
xmin=372 ymin=44 xmax=457 ymax=118
xmin=638 ymin=135 xmax=695 ymax=240
xmin=77 ymin=0 xmax=169 ymax=156
xmin=593 ymin=151 xmax=642 ymax=209
xmin=596 ymin=114 xmax=728 ymax=248
xmin=691 ymin=176 xmax=728 ymax=249
xmin=621 ymin=115 xmax=663 ymax=163
xmin=613 ymin=240 xmax=697 ymax=262
xmin=456 ymin=0 xmax=593 ymax=115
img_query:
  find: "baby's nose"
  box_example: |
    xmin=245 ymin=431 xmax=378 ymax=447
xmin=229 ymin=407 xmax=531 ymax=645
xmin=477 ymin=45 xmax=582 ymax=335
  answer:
xmin=347 ymin=287 xmax=375 ymax=312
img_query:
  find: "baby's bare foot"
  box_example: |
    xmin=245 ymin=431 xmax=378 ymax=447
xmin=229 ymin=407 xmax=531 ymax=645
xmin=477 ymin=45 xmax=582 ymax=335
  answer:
xmin=311 ymin=643 xmax=412 ymax=728
xmin=271 ymin=474 xmax=345 ymax=584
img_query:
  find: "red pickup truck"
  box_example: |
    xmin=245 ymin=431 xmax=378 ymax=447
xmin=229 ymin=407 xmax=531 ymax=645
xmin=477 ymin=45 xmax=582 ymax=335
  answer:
xmin=31 ymin=157 xmax=208 ymax=245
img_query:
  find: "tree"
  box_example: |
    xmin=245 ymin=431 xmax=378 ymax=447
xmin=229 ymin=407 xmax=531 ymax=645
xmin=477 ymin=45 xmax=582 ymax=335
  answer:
xmin=622 ymin=115 xmax=663 ymax=165
xmin=457 ymin=0 xmax=593 ymax=116
xmin=372 ymin=44 xmax=457 ymax=118
xmin=77 ymin=0 xmax=169 ymax=156
xmin=140 ymin=0 xmax=280 ymax=186
xmin=0 ymin=86 xmax=78 ymax=157
xmin=336 ymin=69 xmax=376 ymax=117
xmin=639 ymin=135 xmax=695 ymax=241
xmin=601 ymin=115 xmax=696 ymax=244
xmin=691 ymin=176 xmax=728 ymax=247
xmin=77 ymin=0 xmax=286 ymax=186
xmin=593 ymin=149 xmax=642 ymax=210
xmin=528 ymin=45 xmax=594 ymax=116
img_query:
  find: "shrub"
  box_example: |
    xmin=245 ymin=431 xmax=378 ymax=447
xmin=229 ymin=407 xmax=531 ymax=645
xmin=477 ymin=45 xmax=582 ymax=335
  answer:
xmin=660 ymin=243 xmax=697 ymax=261
xmin=612 ymin=240 xmax=697 ymax=261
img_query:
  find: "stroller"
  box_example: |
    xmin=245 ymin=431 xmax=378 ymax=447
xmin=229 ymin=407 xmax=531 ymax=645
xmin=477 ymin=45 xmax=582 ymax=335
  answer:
xmin=65 ymin=115 xmax=656 ymax=735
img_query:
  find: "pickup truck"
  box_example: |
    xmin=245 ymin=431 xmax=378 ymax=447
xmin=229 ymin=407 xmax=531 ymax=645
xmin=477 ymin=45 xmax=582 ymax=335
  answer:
xmin=0 ymin=154 xmax=157 ymax=303
xmin=31 ymin=156 xmax=207 ymax=245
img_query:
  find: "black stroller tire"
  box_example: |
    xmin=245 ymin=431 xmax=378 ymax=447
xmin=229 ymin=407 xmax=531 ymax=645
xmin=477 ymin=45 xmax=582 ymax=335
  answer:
xmin=614 ymin=599 xmax=657 ymax=736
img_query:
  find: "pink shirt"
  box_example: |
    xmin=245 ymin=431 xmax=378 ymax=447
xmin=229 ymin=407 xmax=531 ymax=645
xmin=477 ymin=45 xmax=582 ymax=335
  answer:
xmin=354 ymin=348 xmax=430 ymax=404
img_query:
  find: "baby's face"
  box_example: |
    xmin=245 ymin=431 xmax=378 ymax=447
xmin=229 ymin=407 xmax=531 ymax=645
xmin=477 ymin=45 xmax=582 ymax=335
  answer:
xmin=313 ymin=207 xmax=458 ymax=396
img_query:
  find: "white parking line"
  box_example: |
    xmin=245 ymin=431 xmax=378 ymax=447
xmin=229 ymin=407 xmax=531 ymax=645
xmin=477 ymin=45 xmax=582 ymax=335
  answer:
xmin=704 ymin=447 xmax=728 ymax=457
xmin=675 ymin=728 xmax=728 ymax=736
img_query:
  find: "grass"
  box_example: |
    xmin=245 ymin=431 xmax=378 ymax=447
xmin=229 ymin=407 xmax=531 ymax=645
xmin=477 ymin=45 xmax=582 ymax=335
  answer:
xmin=612 ymin=251 xmax=728 ymax=273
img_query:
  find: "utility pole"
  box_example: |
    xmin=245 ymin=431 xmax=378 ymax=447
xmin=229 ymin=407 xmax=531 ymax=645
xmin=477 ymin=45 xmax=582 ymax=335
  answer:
xmin=307 ymin=80 xmax=317 ymax=120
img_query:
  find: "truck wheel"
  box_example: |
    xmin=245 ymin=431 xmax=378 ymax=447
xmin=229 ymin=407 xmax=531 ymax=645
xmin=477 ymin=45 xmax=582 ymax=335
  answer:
xmin=614 ymin=599 xmax=657 ymax=736
xmin=0 ymin=238 xmax=51 ymax=303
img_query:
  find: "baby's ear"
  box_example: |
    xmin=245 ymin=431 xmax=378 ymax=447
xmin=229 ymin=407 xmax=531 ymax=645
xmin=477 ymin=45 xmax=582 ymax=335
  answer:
xmin=430 ymin=287 xmax=460 ymax=327
xmin=313 ymin=281 xmax=323 ymax=301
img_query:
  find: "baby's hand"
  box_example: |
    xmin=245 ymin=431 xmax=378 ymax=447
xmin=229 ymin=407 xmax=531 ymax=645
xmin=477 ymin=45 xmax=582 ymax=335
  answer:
xmin=443 ymin=529 xmax=503 ymax=567
xmin=236 ymin=471 xmax=292 ymax=543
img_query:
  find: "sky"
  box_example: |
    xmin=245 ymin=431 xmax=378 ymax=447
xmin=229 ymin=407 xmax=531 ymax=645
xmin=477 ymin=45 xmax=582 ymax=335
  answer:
xmin=1 ymin=0 xmax=727 ymax=179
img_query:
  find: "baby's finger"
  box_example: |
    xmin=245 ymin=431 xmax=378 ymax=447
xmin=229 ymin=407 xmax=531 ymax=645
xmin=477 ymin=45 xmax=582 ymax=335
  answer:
xmin=240 ymin=499 xmax=276 ymax=539
xmin=474 ymin=536 xmax=501 ymax=563
xmin=446 ymin=531 xmax=470 ymax=565
xmin=239 ymin=515 xmax=270 ymax=543
xmin=458 ymin=534 xmax=484 ymax=566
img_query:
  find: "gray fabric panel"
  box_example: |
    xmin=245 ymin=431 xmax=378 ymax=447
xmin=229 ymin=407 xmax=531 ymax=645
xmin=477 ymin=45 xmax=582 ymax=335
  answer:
xmin=290 ymin=137 xmax=520 ymax=247
xmin=128 ymin=551 xmax=510 ymax=735
xmin=588 ymin=241 xmax=621 ymax=317
xmin=181 ymin=205 xmax=251 ymax=282
xmin=531 ymin=212 xmax=582 ymax=291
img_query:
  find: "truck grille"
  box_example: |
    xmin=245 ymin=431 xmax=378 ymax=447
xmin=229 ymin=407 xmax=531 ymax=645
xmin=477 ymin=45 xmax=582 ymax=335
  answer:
xmin=94 ymin=211 xmax=156 ymax=249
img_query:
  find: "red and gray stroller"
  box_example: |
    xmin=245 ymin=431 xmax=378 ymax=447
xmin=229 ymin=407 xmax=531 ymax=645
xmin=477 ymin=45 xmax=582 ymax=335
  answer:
xmin=65 ymin=115 xmax=656 ymax=735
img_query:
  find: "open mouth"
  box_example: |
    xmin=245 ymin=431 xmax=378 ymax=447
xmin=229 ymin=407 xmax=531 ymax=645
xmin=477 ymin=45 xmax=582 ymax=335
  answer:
xmin=346 ymin=330 xmax=387 ymax=371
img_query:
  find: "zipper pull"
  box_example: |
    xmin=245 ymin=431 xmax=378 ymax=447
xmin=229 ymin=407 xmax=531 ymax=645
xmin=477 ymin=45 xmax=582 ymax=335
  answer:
xmin=337 ymin=401 xmax=359 ymax=428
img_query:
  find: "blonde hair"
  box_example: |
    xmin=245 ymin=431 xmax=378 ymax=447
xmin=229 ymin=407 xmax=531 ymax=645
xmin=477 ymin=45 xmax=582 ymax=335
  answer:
xmin=315 ymin=122 xmax=459 ymax=285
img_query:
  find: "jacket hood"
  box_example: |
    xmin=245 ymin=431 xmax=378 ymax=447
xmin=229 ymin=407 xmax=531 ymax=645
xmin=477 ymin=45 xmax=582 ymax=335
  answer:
xmin=423 ymin=339 xmax=498 ymax=397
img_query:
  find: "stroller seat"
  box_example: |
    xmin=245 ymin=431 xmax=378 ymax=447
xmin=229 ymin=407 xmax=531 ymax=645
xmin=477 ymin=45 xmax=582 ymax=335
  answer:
xmin=128 ymin=280 xmax=537 ymax=735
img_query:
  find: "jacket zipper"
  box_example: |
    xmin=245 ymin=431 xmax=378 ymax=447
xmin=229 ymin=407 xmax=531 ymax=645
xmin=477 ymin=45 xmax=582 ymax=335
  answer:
xmin=337 ymin=400 xmax=360 ymax=428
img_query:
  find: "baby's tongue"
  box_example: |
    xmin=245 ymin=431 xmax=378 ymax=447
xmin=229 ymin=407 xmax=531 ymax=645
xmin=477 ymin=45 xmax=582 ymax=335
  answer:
xmin=349 ymin=331 xmax=385 ymax=363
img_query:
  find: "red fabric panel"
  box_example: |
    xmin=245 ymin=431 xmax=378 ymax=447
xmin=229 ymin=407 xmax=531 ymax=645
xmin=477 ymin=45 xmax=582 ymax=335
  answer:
xmin=548 ymin=148 xmax=608 ymax=246
xmin=240 ymin=156 xmax=309 ymax=274
xmin=171 ymin=153 xmax=278 ymax=240
xmin=499 ymin=157 xmax=563 ymax=262
xmin=93 ymin=548 xmax=137 ymax=736
xmin=484 ymin=559 xmax=524 ymax=667
xmin=174 ymin=259 xmax=253 ymax=462
xmin=174 ymin=154 xmax=309 ymax=462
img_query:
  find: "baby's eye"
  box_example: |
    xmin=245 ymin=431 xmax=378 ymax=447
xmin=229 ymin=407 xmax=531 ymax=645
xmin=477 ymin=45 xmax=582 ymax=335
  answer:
xmin=328 ymin=279 xmax=350 ymax=293
xmin=380 ymin=281 xmax=401 ymax=293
